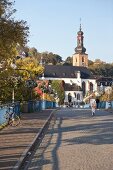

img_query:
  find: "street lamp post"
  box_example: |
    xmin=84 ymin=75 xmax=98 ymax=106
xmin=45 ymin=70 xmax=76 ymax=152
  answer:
xmin=9 ymin=75 xmax=21 ymax=103
xmin=40 ymin=74 xmax=46 ymax=110
xmin=12 ymin=88 xmax=14 ymax=103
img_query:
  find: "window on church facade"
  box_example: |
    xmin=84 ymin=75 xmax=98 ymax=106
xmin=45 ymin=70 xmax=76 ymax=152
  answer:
xmin=68 ymin=93 xmax=72 ymax=103
xmin=89 ymin=82 xmax=93 ymax=92
xmin=74 ymin=92 xmax=76 ymax=98
xmin=77 ymin=93 xmax=80 ymax=100
xmin=82 ymin=56 xmax=84 ymax=62
xmin=82 ymin=56 xmax=84 ymax=66
xmin=82 ymin=81 xmax=86 ymax=97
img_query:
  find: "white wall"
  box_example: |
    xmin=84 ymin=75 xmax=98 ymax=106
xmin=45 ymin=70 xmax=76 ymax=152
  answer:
xmin=82 ymin=79 xmax=97 ymax=92
xmin=40 ymin=77 xmax=98 ymax=103
xmin=64 ymin=91 xmax=83 ymax=103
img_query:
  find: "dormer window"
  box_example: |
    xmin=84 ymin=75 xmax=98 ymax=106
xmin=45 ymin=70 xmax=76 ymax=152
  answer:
xmin=63 ymin=73 xmax=66 ymax=76
xmin=105 ymin=82 xmax=107 ymax=86
xmin=74 ymin=73 xmax=77 ymax=77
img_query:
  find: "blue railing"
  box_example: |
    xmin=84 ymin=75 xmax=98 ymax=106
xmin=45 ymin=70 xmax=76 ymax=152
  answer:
xmin=84 ymin=101 xmax=113 ymax=109
xmin=0 ymin=100 xmax=57 ymax=126
xmin=0 ymin=102 xmax=21 ymax=127
xmin=0 ymin=106 xmax=8 ymax=125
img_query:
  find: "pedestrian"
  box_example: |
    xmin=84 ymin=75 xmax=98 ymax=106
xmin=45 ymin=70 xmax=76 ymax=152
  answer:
xmin=90 ymin=97 xmax=96 ymax=116
xmin=68 ymin=93 xmax=72 ymax=107
xmin=96 ymin=98 xmax=100 ymax=109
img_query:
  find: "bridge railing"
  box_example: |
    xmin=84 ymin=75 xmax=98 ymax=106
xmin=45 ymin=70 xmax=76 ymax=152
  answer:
xmin=0 ymin=100 xmax=57 ymax=127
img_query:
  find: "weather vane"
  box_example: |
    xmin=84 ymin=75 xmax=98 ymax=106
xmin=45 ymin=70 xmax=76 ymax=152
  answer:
xmin=80 ymin=18 xmax=82 ymax=31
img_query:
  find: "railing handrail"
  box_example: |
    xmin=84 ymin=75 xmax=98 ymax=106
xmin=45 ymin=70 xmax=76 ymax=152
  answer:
xmin=0 ymin=102 xmax=20 ymax=109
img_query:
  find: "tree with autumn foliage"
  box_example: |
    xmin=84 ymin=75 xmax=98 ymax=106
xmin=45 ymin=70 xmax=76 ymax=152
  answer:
xmin=0 ymin=0 xmax=34 ymax=103
xmin=0 ymin=56 xmax=44 ymax=103
xmin=15 ymin=57 xmax=44 ymax=79
xmin=100 ymin=86 xmax=113 ymax=102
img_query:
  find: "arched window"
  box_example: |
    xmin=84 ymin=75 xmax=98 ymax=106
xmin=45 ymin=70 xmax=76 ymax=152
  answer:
xmin=68 ymin=93 xmax=72 ymax=103
xmin=89 ymin=82 xmax=93 ymax=92
xmin=74 ymin=92 xmax=76 ymax=98
xmin=77 ymin=93 xmax=80 ymax=100
xmin=82 ymin=56 xmax=84 ymax=62
xmin=82 ymin=81 xmax=86 ymax=97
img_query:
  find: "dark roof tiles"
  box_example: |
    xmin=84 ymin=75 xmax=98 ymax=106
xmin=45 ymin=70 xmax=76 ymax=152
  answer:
xmin=44 ymin=65 xmax=90 ymax=79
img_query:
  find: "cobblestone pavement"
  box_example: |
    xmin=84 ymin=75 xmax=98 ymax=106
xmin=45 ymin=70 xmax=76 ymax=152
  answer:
xmin=0 ymin=109 xmax=54 ymax=170
xmin=27 ymin=108 xmax=113 ymax=170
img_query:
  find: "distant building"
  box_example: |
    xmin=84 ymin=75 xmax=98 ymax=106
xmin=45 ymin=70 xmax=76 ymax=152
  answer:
xmin=40 ymin=24 xmax=112 ymax=106
xmin=94 ymin=59 xmax=106 ymax=65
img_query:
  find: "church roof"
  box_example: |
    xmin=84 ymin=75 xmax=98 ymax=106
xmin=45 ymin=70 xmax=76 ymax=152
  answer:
xmin=96 ymin=77 xmax=113 ymax=82
xmin=96 ymin=77 xmax=113 ymax=86
xmin=44 ymin=65 xmax=90 ymax=79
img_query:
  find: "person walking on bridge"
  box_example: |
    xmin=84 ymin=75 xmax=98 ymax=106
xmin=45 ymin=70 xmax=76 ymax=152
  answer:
xmin=96 ymin=98 xmax=100 ymax=109
xmin=90 ymin=97 xmax=96 ymax=116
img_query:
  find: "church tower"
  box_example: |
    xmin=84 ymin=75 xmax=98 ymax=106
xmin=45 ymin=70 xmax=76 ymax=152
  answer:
xmin=73 ymin=23 xmax=88 ymax=67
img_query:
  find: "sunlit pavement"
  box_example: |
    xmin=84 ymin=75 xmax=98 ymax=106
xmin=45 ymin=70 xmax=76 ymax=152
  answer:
xmin=28 ymin=108 xmax=113 ymax=170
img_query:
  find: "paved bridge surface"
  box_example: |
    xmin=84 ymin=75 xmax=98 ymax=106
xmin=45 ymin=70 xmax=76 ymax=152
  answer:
xmin=0 ymin=109 xmax=54 ymax=170
xmin=27 ymin=108 xmax=113 ymax=170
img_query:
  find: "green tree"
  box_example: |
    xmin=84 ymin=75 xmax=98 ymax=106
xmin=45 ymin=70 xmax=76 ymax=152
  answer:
xmin=40 ymin=52 xmax=62 ymax=65
xmin=51 ymin=80 xmax=65 ymax=105
xmin=0 ymin=0 xmax=30 ymax=102
xmin=89 ymin=63 xmax=113 ymax=77
xmin=64 ymin=56 xmax=72 ymax=65
xmin=0 ymin=0 xmax=29 ymax=66
xmin=15 ymin=57 xmax=44 ymax=79
xmin=88 ymin=59 xmax=94 ymax=66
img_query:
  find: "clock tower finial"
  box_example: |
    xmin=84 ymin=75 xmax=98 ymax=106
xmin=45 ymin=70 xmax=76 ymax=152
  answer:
xmin=75 ymin=21 xmax=86 ymax=54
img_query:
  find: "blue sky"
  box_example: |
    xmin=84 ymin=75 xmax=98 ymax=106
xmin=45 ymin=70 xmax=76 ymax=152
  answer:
xmin=14 ymin=0 xmax=113 ymax=63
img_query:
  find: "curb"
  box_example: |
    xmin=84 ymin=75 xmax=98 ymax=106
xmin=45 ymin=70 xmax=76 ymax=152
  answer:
xmin=0 ymin=122 xmax=7 ymax=130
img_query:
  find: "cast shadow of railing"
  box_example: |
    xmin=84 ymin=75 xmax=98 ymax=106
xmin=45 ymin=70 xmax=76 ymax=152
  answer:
xmin=27 ymin=116 xmax=63 ymax=170
xmin=27 ymin=109 xmax=113 ymax=170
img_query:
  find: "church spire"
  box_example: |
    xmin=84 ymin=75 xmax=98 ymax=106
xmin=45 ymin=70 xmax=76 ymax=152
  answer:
xmin=75 ymin=22 xmax=86 ymax=54
xmin=80 ymin=18 xmax=81 ymax=31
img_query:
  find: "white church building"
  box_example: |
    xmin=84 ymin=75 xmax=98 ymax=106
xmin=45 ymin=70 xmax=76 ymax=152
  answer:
xmin=41 ymin=24 xmax=112 ymax=105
